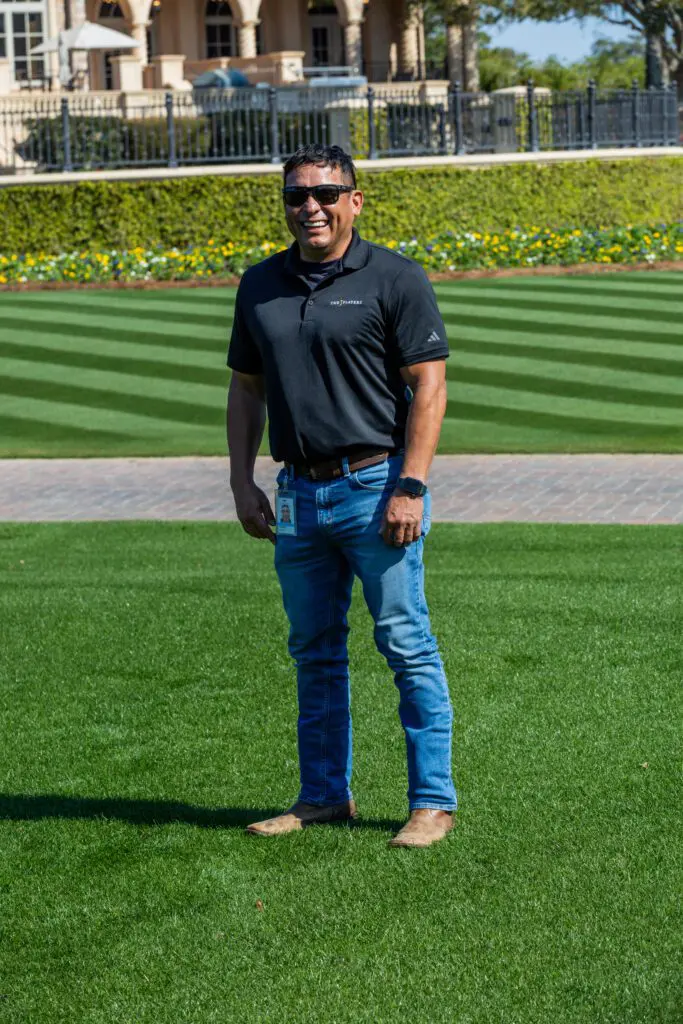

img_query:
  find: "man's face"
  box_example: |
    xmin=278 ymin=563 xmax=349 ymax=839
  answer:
xmin=283 ymin=162 xmax=363 ymax=261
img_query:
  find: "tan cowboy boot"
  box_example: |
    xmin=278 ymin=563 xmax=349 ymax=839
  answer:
xmin=246 ymin=799 xmax=357 ymax=836
xmin=389 ymin=809 xmax=454 ymax=848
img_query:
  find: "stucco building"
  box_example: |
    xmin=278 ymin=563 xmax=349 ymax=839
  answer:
xmin=0 ymin=0 xmax=435 ymax=93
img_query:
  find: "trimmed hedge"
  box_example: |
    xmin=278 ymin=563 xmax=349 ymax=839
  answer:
xmin=2 ymin=156 xmax=682 ymax=253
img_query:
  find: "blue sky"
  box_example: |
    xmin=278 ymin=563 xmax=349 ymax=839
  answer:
xmin=488 ymin=17 xmax=638 ymax=62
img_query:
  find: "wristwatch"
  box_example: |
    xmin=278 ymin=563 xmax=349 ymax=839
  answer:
xmin=396 ymin=476 xmax=428 ymax=497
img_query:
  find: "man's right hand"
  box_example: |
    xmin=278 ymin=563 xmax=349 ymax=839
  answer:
xmin=233 ymin=482 xmax=276 ymax=544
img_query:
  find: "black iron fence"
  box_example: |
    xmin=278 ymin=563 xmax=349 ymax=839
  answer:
xmin=0 ymin=80 xmax=678 ymax=174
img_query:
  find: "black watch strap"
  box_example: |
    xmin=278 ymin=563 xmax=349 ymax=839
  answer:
xmin=397 ymin=476 xmax=428 ymax=497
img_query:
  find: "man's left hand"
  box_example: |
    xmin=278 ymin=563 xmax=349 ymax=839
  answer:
xmin=380 ymin=491 xmax=424 ymax=547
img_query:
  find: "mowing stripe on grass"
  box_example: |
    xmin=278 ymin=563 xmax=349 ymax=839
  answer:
xmin=451 ymin=325 xmax=683 ymax=370
xmin=0 ymin=394 xmax=210 ymax=437
xmin=438 ymin=300 xmax=683 ymax=339
xmin=446 ymin=380 xmax=683 ymax=429
xmin=0 ymin=308 xmax=225 ymax=345
xmin=450 ymin=350 xmax=683 ymax=398
xmin=0 ymin=294 xmax=232 ymax=330
xmin=440 ymin=308 xmax=682 ymax=347
xmin=0 ymin=412 xmax=132 ymax=446
xmin=0 ymin=340 xmax=226 ymax=388
xmin=0 ymin=312 xmax=224 ymax=353
xmin=498 ymin=272 xmax=683 ymax=293
xmin=434 ymin=284 xmax=683 ymax=317
xmin=0 ymin=334 xmax=226 ymax=376
xmin=0 ymin=357 xmax=227 ymax=407
xmin=1 ymin=272 xmax=681 ymax=457
xmin=445 ymin=396 xmax=682 ymax=440
xmin=0 ymin=376 xmax=223 ymax=426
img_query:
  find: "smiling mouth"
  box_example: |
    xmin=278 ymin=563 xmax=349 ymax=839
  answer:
xmin=301 ymin=220 xmax=329 ymax=230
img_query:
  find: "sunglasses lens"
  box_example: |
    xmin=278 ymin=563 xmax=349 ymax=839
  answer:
xmin=283 ymin=189 xmax=309 ymax=207
xmin=314 ymin=187 xmax=341 ymax=205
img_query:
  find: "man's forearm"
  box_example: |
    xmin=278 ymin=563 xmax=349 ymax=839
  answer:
xmin=227 ymin=376 xmax=267 ymax=487
xmin=400 ymin=380 xmax=447 ymax=483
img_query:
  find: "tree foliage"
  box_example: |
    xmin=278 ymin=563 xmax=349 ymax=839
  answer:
xmin=482 ymin=0 xmax=683 ymax=81
xmin=426 ymin=27 xmax=646 ymax=89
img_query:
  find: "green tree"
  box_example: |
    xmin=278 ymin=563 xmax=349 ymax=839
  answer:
xmin=485 ymin=0 xmax=682 ymax=85
xmin=414 ymin=0 xmax=482 ymax=89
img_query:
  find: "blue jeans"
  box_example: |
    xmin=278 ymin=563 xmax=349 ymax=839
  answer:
xmin=273 ymin=453 xmax=457 ymax=812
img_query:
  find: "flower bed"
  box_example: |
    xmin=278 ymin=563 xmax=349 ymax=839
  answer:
xmin=1 ymin=224 xmax=681 ymax=286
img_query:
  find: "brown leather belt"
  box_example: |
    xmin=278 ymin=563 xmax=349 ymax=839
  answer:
xmin=286 ymin=447 xmax=395 ymax=481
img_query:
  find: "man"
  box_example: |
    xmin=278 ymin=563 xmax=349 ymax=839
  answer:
xmin=227 ymin=144 xmax=456 ymax=848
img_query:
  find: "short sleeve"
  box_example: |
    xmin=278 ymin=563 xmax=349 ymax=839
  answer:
xmin=386 ymin=261 xmax=450 ymax=367
xmin=227 ymin=278 xmax=263 ymax=374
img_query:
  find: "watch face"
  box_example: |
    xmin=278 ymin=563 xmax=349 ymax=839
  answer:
xmin=399 ymin=477 xmax=427 ymax=496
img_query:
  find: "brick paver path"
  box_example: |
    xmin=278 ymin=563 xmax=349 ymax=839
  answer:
xmin=1 ymin=455 xmax=681 ymax=523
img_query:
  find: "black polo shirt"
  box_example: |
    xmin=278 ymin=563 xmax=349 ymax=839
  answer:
xmin=227 ymin=229 xmax=449 ymax=465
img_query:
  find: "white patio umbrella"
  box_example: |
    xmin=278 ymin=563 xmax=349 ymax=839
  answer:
xmin=30 ymin=21 xmax=138 ymax=88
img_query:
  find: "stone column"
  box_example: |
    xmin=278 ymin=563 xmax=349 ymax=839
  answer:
xmin=446 ymin=23 xmax=463 ymax=84
xmin=131 ymin=21 xmax=150 ymax=67
xmin=463 ymin=23 xmax=480 ymax=92
xmin=398 ymin=11 xmax=419 ymax=79
xmin=238 ymin=21 xmax=258 ymax=59
xmin=343 ymin=21 xmax=363 ymax=72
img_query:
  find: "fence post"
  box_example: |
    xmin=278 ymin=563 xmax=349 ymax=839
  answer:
xmin=587 ymin=79 xmax=597 ymax=150
xmin=437 ymin=103 xmax=447 ymax=153
xmin=667 ymin=83 xmax=678 ymax=145
xmin=526 ymin=79 xmax=538 ymax=152
xmin=60 ymin=96 xmax=73 ymax=173
xmin=631 ymin=79 xmax=640 ymax=147
xmin=268 ymin=87 xmax=280 ymax=163
xmin=367 ymin=86 xmax=377 ymax=160
xmin=165 ymin=92 xmax=177 ymax=168
xmin=451 ymin=80 xmax=464 ymax=155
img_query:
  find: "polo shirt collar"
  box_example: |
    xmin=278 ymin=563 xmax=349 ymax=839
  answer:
xmin=283 ymin=228 xmax=370 ymax=277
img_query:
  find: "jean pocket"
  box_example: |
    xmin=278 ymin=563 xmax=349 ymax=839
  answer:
xmin=351 ymin=457 xmax=400 ymax=492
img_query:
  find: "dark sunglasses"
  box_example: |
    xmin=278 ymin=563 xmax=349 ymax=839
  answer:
xmin=282 ymin=185 xmax=354 ymax=207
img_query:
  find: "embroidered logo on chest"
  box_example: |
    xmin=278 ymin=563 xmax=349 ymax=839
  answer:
xmin=329 ymin=299 xmax=364 ymax=306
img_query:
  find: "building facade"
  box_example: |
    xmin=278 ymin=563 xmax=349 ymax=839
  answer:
xmin=0 ymin=0 xmax=433 ymax=93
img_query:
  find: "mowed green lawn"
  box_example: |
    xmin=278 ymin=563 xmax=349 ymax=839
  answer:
xmin=0 ymin=522 xmax=680 ymax=1023
xmin=0 ymin=270 xmax=682 ymax=457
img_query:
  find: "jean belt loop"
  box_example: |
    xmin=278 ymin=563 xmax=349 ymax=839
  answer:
xmin=341 ymin=456 xmax=350 ymax=478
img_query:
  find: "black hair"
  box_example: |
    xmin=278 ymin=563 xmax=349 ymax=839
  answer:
xmin=282 ymin=144 xmax=357 ymax=188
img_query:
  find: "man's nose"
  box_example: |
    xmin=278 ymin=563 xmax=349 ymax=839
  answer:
xmin=301 ymin=195 xmax=322 ymax=215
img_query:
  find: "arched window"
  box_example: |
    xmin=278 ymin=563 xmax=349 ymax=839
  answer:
xmin=98 ymin=1 xmax=124 ymax=15
xmin=205 ymin=0 xmax=235 ymax=58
